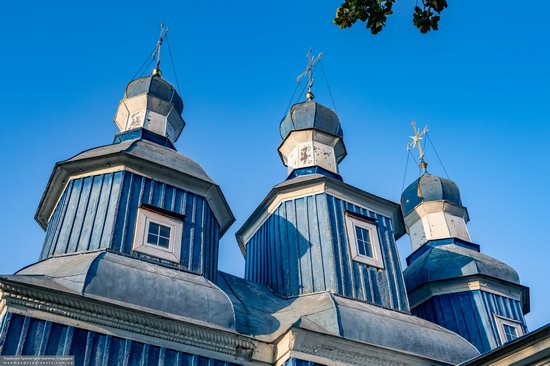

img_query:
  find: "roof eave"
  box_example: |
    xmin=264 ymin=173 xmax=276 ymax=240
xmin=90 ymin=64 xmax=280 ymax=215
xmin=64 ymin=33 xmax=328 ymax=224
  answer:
xmin=236 ymin=175 xmax=405 ymax=257
xmin=35 ymin=151 xmax=235 ymax=236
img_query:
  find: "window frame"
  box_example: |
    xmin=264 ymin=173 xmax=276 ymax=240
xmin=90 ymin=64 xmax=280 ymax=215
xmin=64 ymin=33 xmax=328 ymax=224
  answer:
xmin=133 ymin=207 xmax=183 ymax=263
xmin=145 ymin=221 xmax=172 ymax=250
xmin=344 ymin=212 xmax=384 ymax=269
xmin=494 ymin=314 xmax=523 ymax=345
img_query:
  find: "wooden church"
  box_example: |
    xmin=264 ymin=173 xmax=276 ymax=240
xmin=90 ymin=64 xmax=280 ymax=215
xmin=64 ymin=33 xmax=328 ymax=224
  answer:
xmin=0 ymin=35 xmax=547 ymax=366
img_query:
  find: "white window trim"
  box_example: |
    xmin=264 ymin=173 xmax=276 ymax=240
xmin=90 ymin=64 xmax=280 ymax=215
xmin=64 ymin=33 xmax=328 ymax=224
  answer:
xmin=133 ymin=207 xmax=182 ymax=263
xmin=494 ymin=314 xmax=524 ymax=345
xmin=345 ymin=213 xmax=384 ymax=269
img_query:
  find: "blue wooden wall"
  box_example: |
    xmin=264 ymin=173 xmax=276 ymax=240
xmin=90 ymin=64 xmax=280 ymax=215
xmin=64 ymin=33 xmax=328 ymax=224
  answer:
xmin=40 ymin=171 xmax=221 ymax=281
xmin=0 ymin=313 xmax=237 ymax=366
xmin=411 ymin=290 xmax=527 ymax=353
xmin=245 ymin=193 xmax=409 ymax=312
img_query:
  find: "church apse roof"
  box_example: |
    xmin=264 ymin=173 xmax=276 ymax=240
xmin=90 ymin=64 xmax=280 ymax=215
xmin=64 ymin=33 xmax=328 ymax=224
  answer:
xmin=5 ymin=251 xmax=236 ymax=331
xmin=218 ymin=271 xmax=480 ymax=365
xmin=404 ymin=243 xmax=522 ymax=292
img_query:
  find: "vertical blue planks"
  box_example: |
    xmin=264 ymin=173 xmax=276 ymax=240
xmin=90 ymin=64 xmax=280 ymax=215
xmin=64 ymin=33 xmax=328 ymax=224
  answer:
xmin=39 ymin=171 xmax=221 ymax=281
xmin=244 ymin=193 xmax=409 ymax=312
xmin=412 ymin=290 xmax=527 ymax=354
xmin=0 ymin=313 xmax=238 ymax=366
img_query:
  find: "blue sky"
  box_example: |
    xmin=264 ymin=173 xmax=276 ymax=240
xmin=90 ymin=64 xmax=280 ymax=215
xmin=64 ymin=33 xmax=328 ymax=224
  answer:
xmin=0 ymin=1 xmax=548 ymax=330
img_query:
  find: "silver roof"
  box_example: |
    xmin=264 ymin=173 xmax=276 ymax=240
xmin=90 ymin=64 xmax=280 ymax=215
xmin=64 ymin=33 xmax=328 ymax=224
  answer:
xmin=1 ymin=250 xmax=480 ymax=364
xmin=67 ymin=139 xmax=213 ymax=183
xmin=401 ymin=173 xmax=463 ymax=217
xmin=404 ymin=244 xmax=521 ymax=291
xmin=218 ymin=272 xmax=479 ymax=364
xmin=125 ymin=75 xmax=184 ymax=115
xmin=35 ymin=138 xmax=235 ymax=235
xmin=280 ymin=101 xmax=343 ymax=140
xmin=10 ymin=251 xmax=236 ymax=330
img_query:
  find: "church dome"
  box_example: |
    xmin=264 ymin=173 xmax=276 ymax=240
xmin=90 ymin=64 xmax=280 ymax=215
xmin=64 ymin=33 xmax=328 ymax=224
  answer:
xmin=404 ymin=244 xmax=521 ymax=291
xmin=125 ymin=74 xmax=184 ymax=114
xmin=401 ymin=173 xmax=463 ymax=216
xmin=279 ymin=100 xmax=343 ymax=140
xmin=114 ymin=73 xmax=186 ymax=144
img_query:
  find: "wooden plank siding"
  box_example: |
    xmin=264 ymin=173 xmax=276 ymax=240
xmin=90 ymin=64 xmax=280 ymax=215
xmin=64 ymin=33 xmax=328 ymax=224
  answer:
xmin=245 ymin=193 xmax=409 ymax=312
xmin=40 ymin=171 xmax=220 ymax=281
xmin=411 ymin=290 xmax=528 ymax=354
xmin=0 ymin=313 xmax=237 ymax=366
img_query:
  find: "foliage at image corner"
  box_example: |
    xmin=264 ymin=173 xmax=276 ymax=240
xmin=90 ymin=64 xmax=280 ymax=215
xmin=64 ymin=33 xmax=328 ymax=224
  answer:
xmin=334 ymin=0 xmax=448 ymax=35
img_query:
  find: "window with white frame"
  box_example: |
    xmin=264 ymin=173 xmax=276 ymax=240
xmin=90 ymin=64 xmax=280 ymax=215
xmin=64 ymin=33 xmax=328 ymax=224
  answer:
xmin=133 ymin=207 xmax=183 ymax=263
xmin=344 ymin=212 xmax=384 ymax=269
xmin=494 ymin=315 xmax=523 ymax=344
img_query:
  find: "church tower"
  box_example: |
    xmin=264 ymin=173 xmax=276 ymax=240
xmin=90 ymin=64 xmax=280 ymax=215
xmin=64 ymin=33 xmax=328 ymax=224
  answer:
xmin=236 ymin=51 xmax=409 ymax=311
xmin=401 ymin=124 xmax=530 ymax=354
xmin=36 ymin=68 xmax=234 ymax=282
xmin=0 ymin=30 xmax=243 ymax=362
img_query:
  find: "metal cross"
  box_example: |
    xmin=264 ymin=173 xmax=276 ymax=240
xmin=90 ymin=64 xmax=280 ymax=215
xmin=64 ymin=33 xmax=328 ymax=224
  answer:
xmin=407 ymin=121 xmax=429 ymax=172
xmin=152 ymin=23 xmax=169 ymax=76
xmin=296 ymin=48 xmax=323 ymax=100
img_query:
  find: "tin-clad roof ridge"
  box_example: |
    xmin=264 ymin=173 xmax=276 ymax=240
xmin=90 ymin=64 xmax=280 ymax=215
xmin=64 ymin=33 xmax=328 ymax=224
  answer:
xmin=404 ymin=243 xmax=521 ymax=292
xmin=218 ymin=271 xmax=479 ymax=364
xmin=35 ymin=136 xmax=235 ymax=235
xmin=66 ymin=138 xmax=214 ymax=184
xmin=11 ymin=251 xmax=236 ymax=330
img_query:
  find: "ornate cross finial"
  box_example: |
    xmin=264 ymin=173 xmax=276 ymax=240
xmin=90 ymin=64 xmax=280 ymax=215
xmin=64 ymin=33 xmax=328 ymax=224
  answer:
xmin=152 ymin=23 xmax=169 ymax=76
xmin=296 ymin=48 xmax=323 ymax=101
xmin=407 ymin=121 xmax=429 ymax=173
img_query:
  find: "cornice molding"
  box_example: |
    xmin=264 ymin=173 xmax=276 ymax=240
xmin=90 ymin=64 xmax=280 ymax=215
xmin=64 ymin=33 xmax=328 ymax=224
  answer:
xmin=275 ymin=327 xmax=449 ymax=366
xmin=35 ymin=151 xmax=235 ymax=236
xmin=407 ymin=276 xmax=526 ymax=310
xmin=0 ymin=281 xmax=269 ymax=364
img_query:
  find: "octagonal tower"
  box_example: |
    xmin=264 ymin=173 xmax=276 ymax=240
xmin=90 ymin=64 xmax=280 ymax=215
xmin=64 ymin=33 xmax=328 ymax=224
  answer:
xmin=402 ymin=164 xmax=529 ymax=353
xmin=35 ymin=70 xmax=234 ymax=281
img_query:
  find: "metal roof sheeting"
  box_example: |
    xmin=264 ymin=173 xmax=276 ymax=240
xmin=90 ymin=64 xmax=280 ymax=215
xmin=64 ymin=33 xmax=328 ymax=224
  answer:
xmin=280 ymin=101 xmax=343 ymax=140
xmin=401 ymin=173 xmax=463 ymax=216
xmin=404 ymin=244 xmax=521 ymax=292
xmin=218 ymin=271 xmax=479 ymax=364
xmin=12 ymin=251 xmax=236 ymax=330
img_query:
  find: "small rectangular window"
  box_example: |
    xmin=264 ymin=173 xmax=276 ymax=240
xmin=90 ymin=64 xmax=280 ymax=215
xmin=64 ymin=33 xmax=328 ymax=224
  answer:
xmin=147 ymin=222 xmax=171 ymax=248
xmin=503 ymin=324 xmax=518 ymax=342
xmin=345 ymin=212 xmax=384 ymax=269
xmin=494 ymin=315 xmax=523 ymax=345
xmin=355 ymin=226 xmax=373 ymax=257
xmin=133 ymin=207 xmax=183 ymax=263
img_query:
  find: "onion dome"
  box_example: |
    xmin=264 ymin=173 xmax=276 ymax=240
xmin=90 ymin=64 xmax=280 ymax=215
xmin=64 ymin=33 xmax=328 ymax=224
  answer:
xmin=114 ymin=74 xmax=186 ymax=144
xmin=125 ymin=74 xmax=184 ymax=114
xmin=280 ymin=100 xmax=343 ymax=140
xmin=278 ymin=101 xmax=347 ymax=178
xmin=401 ymin=173 xmax=463 ymax=217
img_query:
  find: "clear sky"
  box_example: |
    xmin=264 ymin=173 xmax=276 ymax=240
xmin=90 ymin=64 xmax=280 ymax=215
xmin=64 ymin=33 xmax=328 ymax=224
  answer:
xmin=0 ymin=1 xmax=548 ymax=330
